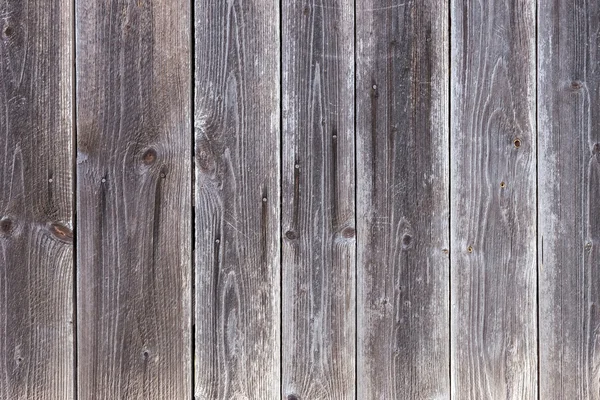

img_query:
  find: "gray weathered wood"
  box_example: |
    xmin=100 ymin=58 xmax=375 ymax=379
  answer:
xmin=356 ymin=1 xmax=450 ymax=398
xmin=0 ymin=1 xmax=74 ymax=398
xmin=281 ymin=1 xmax=355 ymax=399
xmin=450 ymin=0 xmax=537 ymax=398
xmin=538 ymin=1 xmax=600 ymax=398
xmin=194 ymin=1 xmax=280 ymax=398
xmin=76 ymin=0 xmax=191 ymax=398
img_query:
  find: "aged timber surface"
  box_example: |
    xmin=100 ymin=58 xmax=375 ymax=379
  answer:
xmin=451 ymin=0 xmax=537 ymax=398
xmin=538 ymin=1 xmax=600 ymax=398
xmin=76 ymin=0 xmax=192 ymax=398
xmin=0 ymin=0 xmax=74 ymax=399
xmin=281 ymin=1 xmax=355 ymax=399
xmin=356 ymin=1 xmax=450 ymax=398
xmin=194 ymin=0 xmax=281 ymax=399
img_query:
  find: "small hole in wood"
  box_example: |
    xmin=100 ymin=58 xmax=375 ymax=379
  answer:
xmin=467 ymin=245 xmax=473 ymax=253
xmin=3 ymin=26 xmax=13 ymax=37
xmin=514 ymin=138 xmax=521 ymax=148
xmin=262 ymin=197 xmax=268 ymax=203
xmin=500 ymin=181 xmax=506 ymax=188
xmin=402 ymin=233 xmax=412 ymax=247
xmin=442 ymin=248 xmax=449 ymax=254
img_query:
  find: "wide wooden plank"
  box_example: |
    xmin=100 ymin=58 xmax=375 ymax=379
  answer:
xmin=281 ymin=1 xmax=355 ymax=399
xmin=194 ymin=1 xmax=280 ymax=398
xmin=538 ymin=2 xmax=600 ymax=398
xmin=450 ymin=0 xmax=537 ymax=398
xmin=0 ymin=1 xmax=74 ymax=398
xmin=356 ymin=1 xmax=449 ymax=398
xmin=76 ymin=0 xmax=191 ymax=398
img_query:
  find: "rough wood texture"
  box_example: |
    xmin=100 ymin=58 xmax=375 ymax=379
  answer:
xmin=450 ymin=0 xmax=537 ymax=398
xmin=281 ymin=1 xmax=355 ymax=399
xmin=356 ymin=1 xmax=449 ymax=398
xmin=76 ymin=0 xmax=191 ymax=398
xmin=0 ymin=1 xmax=74 ymax=398
xmin=538 ymin=2 xmax=600 ymax=398
xmin=194 ymin=1 xmax=280 ymax=398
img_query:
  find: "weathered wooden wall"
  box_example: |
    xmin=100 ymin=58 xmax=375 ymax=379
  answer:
xmin=0 ymin=0 xmax=598 ymax=398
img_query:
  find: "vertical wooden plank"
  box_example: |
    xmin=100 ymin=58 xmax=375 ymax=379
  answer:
xmin=194 ymin=0 xmax=280 ymax=398
xmin=450 ymin=0 xmax=537 ymax=398
xmin=0 ymin=0 xmax=74 ymax=398
xmin=76 ymin=0 xmax=191 ymax=398
xmin=356 ymin=1 xmax=449 ymax=398
xmin=538 ymin=2 xmax=600 ymax=398
xmin=281 ymin=1 xmax=354 ymax=399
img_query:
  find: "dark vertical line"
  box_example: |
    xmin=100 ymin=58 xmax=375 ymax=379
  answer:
xmin=190 ymin=0 xmax=196 ymax=397
xmin=72 ymin=0 xmax=78 ymax=397
xmin=353 ymin=0 xmax=357 ymax=398
xmin=535 ymin=0 xmax=540 ymax=397
xmin=279 ymin=0 xmax=283 ymax=397
xmin=447 ymin=0 xmax=452 ymax=398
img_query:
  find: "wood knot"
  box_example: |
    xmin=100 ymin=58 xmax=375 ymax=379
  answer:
xmin=571 ymin=80 xmax=583 ymax=90
xmin=342 ymin=227 xmax=355 ymax=238
xmin=402 ymin=233 xmax=412 ymax=248
xmin=287 ymin=394 xmax=300 ymax=400
xmin=593 ymin=143 xmax=600 ymax=154
xmin=513 ymin=138 xmax=521 ymax=148
xmin=285 ymin=230 xmax=297 ymax=240
xmin=303 ymin=5 xmax=310 ymax=15
xmin=585 ymin=242 xmax=593 ymax=251
xmin=142 ymin=148 xmax=157 ymax=165
xmin=3 ymin=25 xmax=14 ymax=37
xmin=49 ymin=223 xmax=73 ymax=244
xmin=0 ymin=217 xmax=13 ymax=234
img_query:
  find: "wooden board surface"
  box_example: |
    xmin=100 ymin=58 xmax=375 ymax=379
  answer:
xmin=75 ymin=0 xmax=192 ymax=398
xmin=356 ymin=1 xmax=450 ymax=398
xmin=281 ymin=1 xmax=355 ymax=399
xmin=0 ymin=1 xmax=74 ymax=399
xmin=538 ymin=1 xmax=600 ymax=398
xmin=194 ymin=1 xmax=280 ymax=398
xmin=450 ymin=0 xmax=537 ymax=398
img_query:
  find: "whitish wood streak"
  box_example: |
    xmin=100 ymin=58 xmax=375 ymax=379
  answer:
xmin=0 ymin=0 xmax=74 ymax=398
xmin=76 ymin=0 xmax=191 ymax=397
xmin=356 ymin=1 xmax=450 ymax=398
xmin=194 ymin=0 xmax=280 ymax=398
xmin=451 ymin=0 xmax=537 ymax=398
xmin=538 ymin=1 xmax=600 ymax=398
xmin=282 ymin=1 xmax=355 ymax=399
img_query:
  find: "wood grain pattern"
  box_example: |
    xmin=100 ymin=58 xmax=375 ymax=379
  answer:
xmin=538 ymin=1 xmax=600 ymax=398
xmin=450 ymin=0 xmax=537 ymax=398
xmin=356 ymin=1 xmax=450 ymax=398
xmin=281 ymin=1 xmax=355 ymax=399
xmin=194 ymin=0 xmax=280 ymax=398
xmin=0 ymin=0 xmax=74 ymax=398
xmin=76 ymin=0 xmax=191 ymax=398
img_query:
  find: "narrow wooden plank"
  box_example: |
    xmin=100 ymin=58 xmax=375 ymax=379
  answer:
xmin=450 ymin=0 xmax=537 ymax=398
xmin=0 ymin=1 xmax=74 ymax=398
xmin=76 ymin=0 xmax=191 ymax=398
xmin=538 ymin=2 xmax=600 ymax=398
xmin=194 ymin=1 xmax=280 ymax=398
xmin=356 ymin=1 xmax=449 ymax=398
xmin=281 ymin=1 xmax=355 ymax=399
